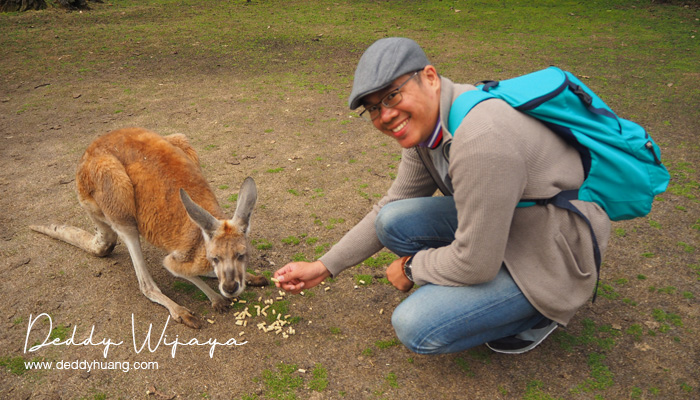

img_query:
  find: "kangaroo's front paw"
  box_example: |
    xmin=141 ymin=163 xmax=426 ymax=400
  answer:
xmin=212 ymin=297 xmax=229 ymax=313
xmin=174 ymin=307 xmax=202 ymax=329
xmin=246 ymin=274 xmax=269 ymax=287
xmin=212 ymin=298 xmax=229 ymax=313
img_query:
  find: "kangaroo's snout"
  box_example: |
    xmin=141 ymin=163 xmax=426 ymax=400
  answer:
xmin=221 ymin=280 xmax=242 ymax=298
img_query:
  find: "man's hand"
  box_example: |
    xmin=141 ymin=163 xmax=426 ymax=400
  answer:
xmin=273 ymin=260 xmax=331 ymax=294
xmin=386 ymin=256 xmax=414 ymax=292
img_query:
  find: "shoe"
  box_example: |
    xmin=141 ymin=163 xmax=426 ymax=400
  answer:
xmin=485 ymin=318 xmax=558 ymax=354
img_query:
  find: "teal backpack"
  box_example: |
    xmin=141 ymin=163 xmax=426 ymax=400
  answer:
xmin=448 ymin=66 xmax=670 ymax=291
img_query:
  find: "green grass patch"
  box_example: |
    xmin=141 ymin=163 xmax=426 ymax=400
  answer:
xmin=572 ymin=353 xmax=614 ymax=394
xmin=354 ymin=274 xmax=373 ymax=286
xmin=523 ymin=380 xmax=562 ymax=400
xmin=309 ymin=363 xmax=328 ymax=392
xmin=375 ymin=338 xmax=401 ymax=349
xmin=651 ymin=308 xmax=683 ymax=329
xmin=596 ymin=283 xmax=621 ymax=300
xmin=291 ymin=252 xmax=308 ymax=262
xmin=252 ymin=239 xmax=273 ymax=250
xmin=230 ymin=291 xmax=258 ymax=311
xmin=172 ymin=281 xmax=208 ymax=301
xmin=677 ymin=241 xmax=696 ymax=253
xmin=553 ymin=318 xmax=619 ymax=351
xmin=680 ymin=381 xmax=694 ymax=393
xmin=256 ymin=362 xmax=303 ymax=399
xmin=362 ymin=251 xmax=399 ymax=268
xmin=50 ymin=324 xmax=69 ymax=341
xmin=324 ymin=218 xmax=345 ymax=230
xmin=281 ymin=236 xmax=301 ymax=245
xmin=692 ymin=219 xmax=700 ymax=231
xmin=691 ymin=263 xmax=700 ymax=281
xmin=314 ymin=243 xmax=331 ymax=256
xmin=0 ymin=356 xmax=31 ymax=376
xmin=625 ymin=324 xmax=644 ymax=342
xmin=467 ymin=348 xmax=492 ymax=364
xmin=385 ymin=372 xmax=399 ymax=388
xmin=261 ymin=300 xmax=291 ymax=324
xmin=454 ymin=357 xmax=474 ymax=377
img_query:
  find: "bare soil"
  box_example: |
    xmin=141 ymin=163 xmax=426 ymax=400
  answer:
xmin=0 ymin=2 xmax=698 ymax=400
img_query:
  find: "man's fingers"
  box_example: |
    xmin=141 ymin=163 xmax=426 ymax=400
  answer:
xmin=281 ymin=281 xmax=305 ymax=294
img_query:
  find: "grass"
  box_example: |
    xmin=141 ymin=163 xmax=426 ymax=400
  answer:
xmin=172 ymin=281 xmax=208 ymax=301
xmin=0 ymin=356 xmax=31 ymax=376
xmin=361 ymin=337 xmax=401 ymax=358
xmin=454 ymin=357 xmax=474 ymax=377
xmin=572 ymin=353 xmax=615 ymax=394
xmin=354 ymin=274 xmax=373 ymax=286
xmin=247 ymin=362 xmax=329 ymax=399
xmin=553 ymin=318 xmax=620 ymax=352
xmin=374 ymin=338 xmax=401 ymax=349
xmin=258 ymin=362 xmax=303 ymax=399
xmin=385 ymin=372 xmax=398 ymax=388
xmin=523 ymin=380 xmax=562 ymax=400
xmin=50 ymin=324 xmax=69 ymax=341
xmin=253 ymin=238 xmax=273 ymax=250
xmin=281 ymin=236 xmax=301 ymax=245
xmin=309 ymin=364 xmax=328 ymax=392
xmin=362 ymin=252 xmax=398 ymax=268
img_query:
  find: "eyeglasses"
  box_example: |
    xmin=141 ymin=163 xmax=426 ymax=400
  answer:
xmin=359 ymin=71 xmax=420 ymax=122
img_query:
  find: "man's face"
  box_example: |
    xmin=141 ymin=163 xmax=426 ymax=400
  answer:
xmin=361 ymin=66 xmax=441 ymax=149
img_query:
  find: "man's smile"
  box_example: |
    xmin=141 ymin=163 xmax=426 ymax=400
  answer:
xmin=392 ymin=119 xmax=409 ymax=133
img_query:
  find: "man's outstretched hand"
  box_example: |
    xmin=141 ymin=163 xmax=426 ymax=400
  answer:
xmin=273 ymin=260 xmax=331 ymax=294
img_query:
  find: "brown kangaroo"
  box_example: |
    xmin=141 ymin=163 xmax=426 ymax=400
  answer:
xmin=30 ymin=127 xmax=267 ymax=329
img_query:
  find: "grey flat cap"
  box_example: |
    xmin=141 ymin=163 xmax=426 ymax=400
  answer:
xmin=348 ymin=37 xmax=430 ymax=110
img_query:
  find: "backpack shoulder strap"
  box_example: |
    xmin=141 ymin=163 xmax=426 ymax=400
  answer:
xmin=538 ymin=189 xmax=603 ymax=301
xmin=447 ymin=89 xmax=496 ymax=134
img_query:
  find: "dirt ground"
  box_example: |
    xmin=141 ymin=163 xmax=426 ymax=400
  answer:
xmin=1 ymin=2 xmax=699 ymax=399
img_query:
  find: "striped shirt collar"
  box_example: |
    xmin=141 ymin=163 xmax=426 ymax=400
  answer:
xmin=419 ymin=118 xmax=443 ymax=149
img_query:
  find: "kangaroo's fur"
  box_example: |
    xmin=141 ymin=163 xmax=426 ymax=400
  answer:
xmin=30 ymin=127 xmax=267 ymax=329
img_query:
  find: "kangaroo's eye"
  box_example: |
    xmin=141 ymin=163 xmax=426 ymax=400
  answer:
xmin=237 ymin=254 xmax=245 ymax=262
xmin=210 ymin=257 xmax=220 ymax=265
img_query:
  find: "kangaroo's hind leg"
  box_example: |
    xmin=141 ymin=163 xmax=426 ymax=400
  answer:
xmin=30 ymin=204 xmax=119 ymax=257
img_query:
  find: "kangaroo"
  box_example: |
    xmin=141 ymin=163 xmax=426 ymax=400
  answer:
xmin=30 ymin=127 xmax=267 ymax=329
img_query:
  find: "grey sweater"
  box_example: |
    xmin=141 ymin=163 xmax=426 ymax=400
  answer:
xmin=320 ymin=77 xmax=611 ymax=325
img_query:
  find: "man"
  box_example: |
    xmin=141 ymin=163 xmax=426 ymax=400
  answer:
xmin=273 ymin=37 xmax=611 ymax=354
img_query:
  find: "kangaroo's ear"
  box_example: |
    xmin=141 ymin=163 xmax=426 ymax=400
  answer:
xmin=180 ymin=188 xmax=220 ymax=240
xmin=233 ymin=177 xmax=257 ymax=234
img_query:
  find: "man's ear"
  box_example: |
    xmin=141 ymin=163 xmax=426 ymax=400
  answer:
xmin=422 ymin=65 xmax=441 ymax=89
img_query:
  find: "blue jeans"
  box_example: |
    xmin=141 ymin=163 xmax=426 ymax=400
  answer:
xmin=376 ymin=197 xmax=545 ymax=354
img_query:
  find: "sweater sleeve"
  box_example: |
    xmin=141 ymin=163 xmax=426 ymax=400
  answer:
xmin=411 ymin=100 xmax=529 ymax=286
xmin=319 ymin=147 xmax=439 ymax=277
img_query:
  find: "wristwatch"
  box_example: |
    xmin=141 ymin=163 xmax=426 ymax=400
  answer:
xmin=403 ymin=256 xmax=414 ymax=282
